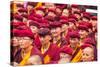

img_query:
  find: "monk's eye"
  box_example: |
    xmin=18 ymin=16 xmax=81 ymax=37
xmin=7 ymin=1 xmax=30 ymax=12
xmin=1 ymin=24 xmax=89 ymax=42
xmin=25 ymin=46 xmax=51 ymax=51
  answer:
xmin=63 ymin=53 xmax=66 ymax=55
xmin=86 ymin=54 xmax=89 ymax=56
xmin=82 ymin=53 xmax=85 ymax=56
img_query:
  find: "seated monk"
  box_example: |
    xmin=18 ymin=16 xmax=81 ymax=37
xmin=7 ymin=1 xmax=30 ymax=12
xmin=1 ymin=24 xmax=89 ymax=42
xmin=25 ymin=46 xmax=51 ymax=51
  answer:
xmin=38 ymin=28 xmax=60 ymax=64
xmin=12 ymin=29 xmax=42 ymax=66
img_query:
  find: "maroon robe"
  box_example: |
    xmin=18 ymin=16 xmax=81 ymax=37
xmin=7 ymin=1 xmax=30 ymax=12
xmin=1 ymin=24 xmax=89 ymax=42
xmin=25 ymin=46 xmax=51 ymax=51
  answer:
xmin=34 ymin=35 xmax=42 ymax=50
xmin=39 ymin=43 xmax=60 ymax=64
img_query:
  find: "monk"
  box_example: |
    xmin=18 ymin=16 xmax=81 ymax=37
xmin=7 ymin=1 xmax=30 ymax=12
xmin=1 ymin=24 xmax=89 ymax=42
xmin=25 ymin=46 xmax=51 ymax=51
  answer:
xmin=38 ymin=28 xmax=60 ymax=64
xmin=29 ymin=21 xmax=42 ymax=49
xmin=58 ymin=46 xmax=73 ymax=64
xmin=81 ymin=44 xmax=95 ymax=62
xmin=68 ymin=31 xmax=82 ymax=63
xmin=13 ymin=29 xmax=42 ymax=66
xmin=49 ymin=21 xmax=68 ymax=47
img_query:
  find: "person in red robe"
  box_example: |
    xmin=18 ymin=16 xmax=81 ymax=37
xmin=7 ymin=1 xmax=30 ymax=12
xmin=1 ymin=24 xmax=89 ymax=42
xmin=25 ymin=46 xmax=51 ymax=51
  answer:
xmin=60 ymin=18 xmax=69 ymax=38
xmin=81 ymin=12 xmax=91 ymax=22
xmin=29 ymin=20 xmax=42 ymax=49
xmin=60 ymin=18 xmax=71 ymax=44
xmin=91 ymin=16 xmax=97 ymax=33
xmin=67 ymin=31 xmax=82 ymax=62
xmin=12 ymin=29 xmax=42 ymax=66
xmin=28 ymin=7 xmax=46 ymax=24
xmin=11 ymin=29 xmax=20 ymax=63
xmin=49 ymin=21 xmax=68 ymax=47
xmin=78 ymin=24 xmax=90 ymax=46
xmin=71 ymin=4 xmax=80 ymax=14
xmin=81 ymin=44 xmax=95 ymax=62
xmin=45 ymin=8 xmax=57 ymax=22
xmin=58 ymin=46 xmax=73 ymax=64
xmin=38 ymin=28 xmax=60 ymax=64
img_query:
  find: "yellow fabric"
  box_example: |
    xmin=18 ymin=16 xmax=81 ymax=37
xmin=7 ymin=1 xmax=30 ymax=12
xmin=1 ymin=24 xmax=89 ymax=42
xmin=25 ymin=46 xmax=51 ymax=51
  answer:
xmin=41 ymin=43 xmax=51 ymax=64
xmin=35 ymin=2 xmax=42 ymax=9
xmin=44 ymin=55 xmax=51 ymax=64
xmin=41 ymin=47 xmax=45 ymax=54
xmin=11 ymin=3 xmax=17 ymax=13
xmin=13 ymin=0 xmax=24 ymax=13
xmin=41 ymin=43 xmax=50 ymax=54
xmin=71 ymin=49 xmax=82 ymax=63
xmin=19 ymin=50 xmax=31 ymax=66
xmin=57 ymin=42 xmax=61 ymax=47
xmin=28 ymin=2 xmax=42 ymax=15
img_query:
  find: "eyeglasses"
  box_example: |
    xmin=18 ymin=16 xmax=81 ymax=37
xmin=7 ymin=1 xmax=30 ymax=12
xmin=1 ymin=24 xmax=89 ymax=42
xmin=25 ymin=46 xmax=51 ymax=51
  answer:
xmin=18 ymin=37 xmax=31 ymax=41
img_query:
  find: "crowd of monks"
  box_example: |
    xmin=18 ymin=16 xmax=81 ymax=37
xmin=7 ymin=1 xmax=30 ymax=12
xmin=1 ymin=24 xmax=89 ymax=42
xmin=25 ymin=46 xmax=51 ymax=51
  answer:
xmin=10 ymin=1 xmax=97 ymax=66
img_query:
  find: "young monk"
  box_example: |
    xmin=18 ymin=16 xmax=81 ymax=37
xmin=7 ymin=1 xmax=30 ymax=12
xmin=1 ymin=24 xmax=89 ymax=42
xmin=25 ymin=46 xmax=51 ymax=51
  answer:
xmin=49 ymin=21 xmax=68 ymax=47
xmin=38 ymin=28 xmax=60 ymax=64
xmin=29 ymin=21 xmax=42 ymax=49
xmin=68 ymin=31 xmax=82 ymax=62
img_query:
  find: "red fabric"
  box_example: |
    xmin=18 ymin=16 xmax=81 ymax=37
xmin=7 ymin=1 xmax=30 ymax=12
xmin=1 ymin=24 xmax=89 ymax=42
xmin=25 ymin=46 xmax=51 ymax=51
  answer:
xmin=34 ymin=35 xmax=42 ymax=49
xmin=59 ymin=45 xmax=73 ymax=55
xmin=91 ymin=16 xmax=97 ymax=20
xmin=12 ymin=29 xmax=34 ymax=39
xmin=81 ymin=44 xmax=93 ymax=49
xmin=71 ymin=4 xmax=79 ymax=8
xmin=39 ymin=44 xmax=60 ymax=63
xmin=60 ymin=16 xmax=68 ymax=20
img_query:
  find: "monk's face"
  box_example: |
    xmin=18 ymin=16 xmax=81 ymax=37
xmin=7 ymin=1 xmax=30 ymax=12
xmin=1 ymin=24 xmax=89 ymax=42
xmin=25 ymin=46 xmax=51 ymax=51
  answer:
xmin=69 ymin=38 xmax=79 ymax=45
xmin=30 ymin=26 xmax=38 ymax=34
xmin=40 ymin=35 xmax=51 ymax=45
xmin=61 ymin=24 xmax=69 ymax=32
xmin=69 ymin=22 xmax=75 ymax=29
xmin=79 ymin=30 xmax=88 ymax=39
xmin=51 ymin=27 xmax=61 ymax=37
xmin=62 ymin=9 xmax=69 ymax=17
xmin=44 ymin=3 xmax=55 ymax=9
xmin=27 ymin=5 xmax=33 ymax=10
xmin=23 ymin=18 xmax=28 ymax=22
xmin=72 ymin=8 xmax=79 ymax=13
xmin=74 ymin=14 xmax=81 ymax=19
xmin=11 ymin=37 xmax=19 ymax=47
xmin=19 ymin=37 xmax=33 ymax=49
xmin=81 ymin=47 xmax=94 ymax=62
xmin=36 ymin=10 xmax=44 ymax=16
xmin=47 ymin=12 xmax=56 ymax=18
xmin=82 ymin=18 xmax=90 ymax=22
xmin=56 ymin=8 xmax=62 ymax=16
xmin=91 ymin=20 xmax=97 ymax=27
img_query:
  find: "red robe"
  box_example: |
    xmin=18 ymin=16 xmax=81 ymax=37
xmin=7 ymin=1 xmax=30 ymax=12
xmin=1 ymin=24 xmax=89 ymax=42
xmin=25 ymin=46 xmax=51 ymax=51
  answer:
xmin=39 ymin=44 xmax=60 ymax=64
xmin=34 ymin=35 xmax=42 ymax=50
xmin=67 ymin=45 xmax=82 ymax=62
